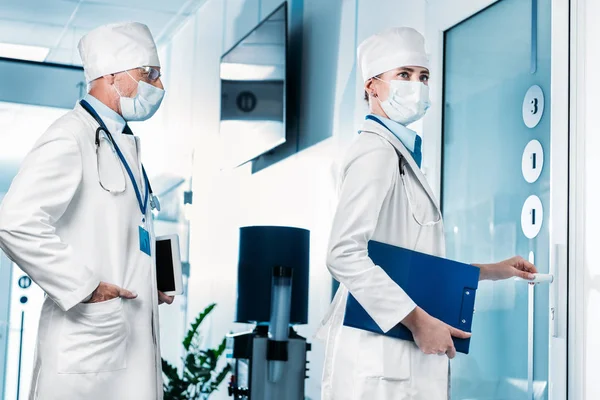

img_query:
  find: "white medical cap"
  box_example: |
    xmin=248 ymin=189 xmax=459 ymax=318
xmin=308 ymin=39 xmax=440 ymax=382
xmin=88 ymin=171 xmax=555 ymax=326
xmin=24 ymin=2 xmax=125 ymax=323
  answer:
xmin=78 ymin=22 xmax=161 ymax=83
xmin=358 ymin=27 xmax=429 ymax=83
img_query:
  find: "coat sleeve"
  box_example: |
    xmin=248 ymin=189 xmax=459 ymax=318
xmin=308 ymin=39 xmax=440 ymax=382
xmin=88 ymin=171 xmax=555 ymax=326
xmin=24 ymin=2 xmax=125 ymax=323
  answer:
xmin=0 ymin=127 xmax=100 ymax=311
xmin=326 ymin=145 xmax=416 ymax=333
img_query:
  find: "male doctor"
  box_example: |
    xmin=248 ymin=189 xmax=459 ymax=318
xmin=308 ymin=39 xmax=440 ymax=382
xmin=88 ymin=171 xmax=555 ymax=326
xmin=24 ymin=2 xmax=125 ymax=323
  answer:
xmin=0 ymin=22 xmax=172 ymax=399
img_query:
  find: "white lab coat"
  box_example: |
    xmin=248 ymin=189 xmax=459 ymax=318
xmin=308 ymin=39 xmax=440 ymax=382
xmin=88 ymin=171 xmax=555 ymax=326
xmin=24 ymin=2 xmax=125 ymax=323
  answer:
xmin=0 ymin=103 xmax=163 ymax=400
xmin=318 ymin=119 xmax=448 ymax=400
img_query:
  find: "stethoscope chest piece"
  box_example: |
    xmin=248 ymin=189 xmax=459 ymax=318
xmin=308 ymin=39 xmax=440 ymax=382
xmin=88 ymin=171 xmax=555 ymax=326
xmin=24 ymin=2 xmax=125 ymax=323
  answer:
xmin=150 ymin=194 xmax=161 ymax=212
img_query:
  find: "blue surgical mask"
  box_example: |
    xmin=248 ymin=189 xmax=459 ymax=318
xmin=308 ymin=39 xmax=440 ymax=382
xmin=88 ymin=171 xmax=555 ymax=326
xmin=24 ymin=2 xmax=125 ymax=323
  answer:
xmin=114 ymin=71 xmax=165 ymax=122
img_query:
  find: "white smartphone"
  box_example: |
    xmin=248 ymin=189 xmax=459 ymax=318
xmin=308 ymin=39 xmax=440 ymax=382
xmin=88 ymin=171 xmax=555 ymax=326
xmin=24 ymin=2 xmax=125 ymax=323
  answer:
xmin=155 ymin=234 xmax=184 ymax=296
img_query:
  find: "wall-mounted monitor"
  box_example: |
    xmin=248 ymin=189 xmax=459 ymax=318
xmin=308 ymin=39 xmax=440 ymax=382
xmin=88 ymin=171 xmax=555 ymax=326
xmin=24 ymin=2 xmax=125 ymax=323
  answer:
xmin=219 ymin=2 xmax=288 ymax=169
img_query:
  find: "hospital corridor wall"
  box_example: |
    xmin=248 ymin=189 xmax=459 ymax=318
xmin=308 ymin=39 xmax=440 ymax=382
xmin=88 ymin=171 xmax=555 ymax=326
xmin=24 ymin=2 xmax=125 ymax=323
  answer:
xmin=1 ymin=0 xmax=600 ymax=399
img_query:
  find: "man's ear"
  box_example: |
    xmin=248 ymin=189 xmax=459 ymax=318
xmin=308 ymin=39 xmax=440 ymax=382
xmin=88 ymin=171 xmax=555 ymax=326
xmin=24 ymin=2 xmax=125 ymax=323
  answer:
xmin=102 ymin=73 xmax=116 ymax=85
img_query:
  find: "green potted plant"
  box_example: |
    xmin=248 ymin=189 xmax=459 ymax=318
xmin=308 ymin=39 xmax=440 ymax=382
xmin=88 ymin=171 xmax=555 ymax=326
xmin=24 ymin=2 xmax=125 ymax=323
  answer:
xmin=162 ymin=303 xmax=231 ymax=400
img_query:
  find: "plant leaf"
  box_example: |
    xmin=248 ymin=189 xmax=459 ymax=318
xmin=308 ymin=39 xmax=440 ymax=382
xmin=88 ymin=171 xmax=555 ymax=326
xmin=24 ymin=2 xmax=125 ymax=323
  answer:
xmin=214 ymin=337 xmax=228 ymax=358
xmin=182 ymin=303 xmax=216 ymax=351
xmin=207 ymin=364 xmax=232 ymax=394
xmin=162 ymin=358 xmax=189 ymax=399
xmin=166 ymin=304 xmax=232 ymax=398
xmin=161 ymin=358 xmax=180 ymax=383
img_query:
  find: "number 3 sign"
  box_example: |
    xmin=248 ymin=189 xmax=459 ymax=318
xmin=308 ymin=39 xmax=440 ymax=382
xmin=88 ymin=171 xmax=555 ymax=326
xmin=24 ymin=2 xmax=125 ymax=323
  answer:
xmin=522 ymin=85 xmax=545 ymax=128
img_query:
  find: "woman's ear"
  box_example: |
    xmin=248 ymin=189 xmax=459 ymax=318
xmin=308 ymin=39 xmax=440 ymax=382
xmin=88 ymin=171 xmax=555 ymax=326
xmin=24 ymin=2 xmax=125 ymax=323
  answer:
xmin=365 ymin=78 xmax=376 ymax=98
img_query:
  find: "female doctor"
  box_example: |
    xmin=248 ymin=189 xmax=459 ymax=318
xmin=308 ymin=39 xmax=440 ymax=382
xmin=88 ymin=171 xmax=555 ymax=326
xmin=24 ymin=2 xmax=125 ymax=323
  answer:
xmin=318 ymin=27 xmax=538 ymax=400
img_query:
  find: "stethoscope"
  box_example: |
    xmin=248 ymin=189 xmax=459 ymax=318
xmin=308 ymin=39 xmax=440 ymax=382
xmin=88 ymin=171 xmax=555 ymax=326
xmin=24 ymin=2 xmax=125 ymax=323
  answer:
xmin=80 ymin=99 xmax=161 ymax=213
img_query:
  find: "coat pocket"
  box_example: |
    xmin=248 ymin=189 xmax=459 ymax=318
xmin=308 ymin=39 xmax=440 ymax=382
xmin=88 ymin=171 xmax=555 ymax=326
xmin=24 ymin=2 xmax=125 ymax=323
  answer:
xmin=355 ymin=331 xmax=412 ymax=399
xmin=356 ymin=330 xmax=411 ymax=381
xmin=57 ymin=297 xmax=128 ymax=374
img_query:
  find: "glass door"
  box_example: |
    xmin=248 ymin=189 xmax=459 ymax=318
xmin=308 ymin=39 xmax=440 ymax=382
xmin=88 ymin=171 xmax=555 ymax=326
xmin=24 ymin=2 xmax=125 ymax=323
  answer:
xmin=429 ymin=0 xmax=569 ymax=399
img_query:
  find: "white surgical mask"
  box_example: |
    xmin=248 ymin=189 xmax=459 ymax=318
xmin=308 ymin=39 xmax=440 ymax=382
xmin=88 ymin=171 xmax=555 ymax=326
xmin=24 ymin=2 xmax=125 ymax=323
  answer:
xmin=114 ymin=71 xmax=165 ymax=121
xmin=375 ymin=78 xmax=430 ymax=126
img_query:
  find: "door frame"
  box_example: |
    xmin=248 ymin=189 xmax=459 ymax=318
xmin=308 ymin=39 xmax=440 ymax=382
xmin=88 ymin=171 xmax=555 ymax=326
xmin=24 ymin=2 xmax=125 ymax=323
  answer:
xmin=422 ymin=0 xmax=570 ymax=399
xmin=568 ymin=0 xmax=584 ymax=399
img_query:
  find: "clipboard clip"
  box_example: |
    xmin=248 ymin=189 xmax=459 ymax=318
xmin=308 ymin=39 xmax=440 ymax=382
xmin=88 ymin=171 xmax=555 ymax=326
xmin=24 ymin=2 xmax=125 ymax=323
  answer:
xmin=459 ymin=288 xmax=477 ymax=328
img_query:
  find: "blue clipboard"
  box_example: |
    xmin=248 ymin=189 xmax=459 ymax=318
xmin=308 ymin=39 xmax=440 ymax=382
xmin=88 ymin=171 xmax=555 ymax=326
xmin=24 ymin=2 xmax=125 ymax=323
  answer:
xmin=343 ymin=241 xmax=480 ymax=354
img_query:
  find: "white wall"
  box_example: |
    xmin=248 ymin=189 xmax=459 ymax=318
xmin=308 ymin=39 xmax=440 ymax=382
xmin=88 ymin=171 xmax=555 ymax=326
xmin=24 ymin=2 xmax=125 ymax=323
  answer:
xmin=148 ymin=0 xmax=426 ymax=398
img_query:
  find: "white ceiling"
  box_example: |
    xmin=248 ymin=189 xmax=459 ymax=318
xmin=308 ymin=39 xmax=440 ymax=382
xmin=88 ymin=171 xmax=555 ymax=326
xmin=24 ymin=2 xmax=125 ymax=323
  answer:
xmin=0 ymin=0 xmax=207 ymax=65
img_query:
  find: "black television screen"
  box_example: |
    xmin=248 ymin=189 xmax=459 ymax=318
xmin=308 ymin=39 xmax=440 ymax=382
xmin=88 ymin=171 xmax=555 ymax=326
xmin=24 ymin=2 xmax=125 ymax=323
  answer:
xmin=219 ymin=2 xmax=287 ymax=169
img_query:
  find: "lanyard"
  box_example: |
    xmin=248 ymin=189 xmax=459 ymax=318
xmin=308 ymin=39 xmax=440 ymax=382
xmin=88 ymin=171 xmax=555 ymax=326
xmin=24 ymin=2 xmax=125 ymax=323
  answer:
xmin=80 ymin=99 xmax=149 ymax=216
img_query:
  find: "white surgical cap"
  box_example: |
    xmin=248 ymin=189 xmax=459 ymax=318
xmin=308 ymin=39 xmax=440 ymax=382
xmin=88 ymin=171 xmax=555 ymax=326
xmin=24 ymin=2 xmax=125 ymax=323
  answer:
xmin=78 ymin=22 xmax=161 ymax=83
xmin=358 ymin=27 xmax=429 ymax=83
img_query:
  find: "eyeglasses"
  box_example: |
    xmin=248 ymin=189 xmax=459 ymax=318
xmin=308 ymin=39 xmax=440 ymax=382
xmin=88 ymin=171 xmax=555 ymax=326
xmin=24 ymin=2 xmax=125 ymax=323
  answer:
xmin=139 ymin=66 xmax=162 ymax=81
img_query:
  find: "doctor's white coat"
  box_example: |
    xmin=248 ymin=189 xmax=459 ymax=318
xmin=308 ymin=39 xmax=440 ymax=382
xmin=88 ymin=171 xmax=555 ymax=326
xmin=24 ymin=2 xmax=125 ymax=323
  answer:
xmin=318 ymin=119 xmax=449 ymax=400
xmin=0 ymin=103 xmax=163 ymax=400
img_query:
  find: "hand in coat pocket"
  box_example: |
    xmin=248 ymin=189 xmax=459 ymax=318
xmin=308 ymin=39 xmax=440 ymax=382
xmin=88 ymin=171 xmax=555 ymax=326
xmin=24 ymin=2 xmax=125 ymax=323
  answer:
xmin=158 ymin=291 xmax=174 ymax=305
xmin=84 ymin=281 xmax=138 ymax=303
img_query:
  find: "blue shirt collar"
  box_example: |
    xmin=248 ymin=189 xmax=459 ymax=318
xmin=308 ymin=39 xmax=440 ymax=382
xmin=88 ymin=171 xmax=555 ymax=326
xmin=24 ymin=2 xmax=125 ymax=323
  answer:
xmin=365 ymin=114 xmax=422 ymax=167
xmin=83 ymin=93 xmax=126 ymax=136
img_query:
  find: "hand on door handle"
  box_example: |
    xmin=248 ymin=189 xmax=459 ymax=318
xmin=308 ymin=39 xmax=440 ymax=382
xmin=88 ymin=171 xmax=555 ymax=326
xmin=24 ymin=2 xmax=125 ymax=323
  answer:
xmin=475 ymin=256 xmax=538 ymax=281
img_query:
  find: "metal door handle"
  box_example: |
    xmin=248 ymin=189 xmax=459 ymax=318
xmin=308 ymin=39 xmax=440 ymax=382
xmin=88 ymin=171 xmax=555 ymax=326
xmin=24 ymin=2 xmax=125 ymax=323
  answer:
xmin=551 ymin=244 xmax=567 ymax=339
xmin=515 ymin=273 xmax=554 ymax=284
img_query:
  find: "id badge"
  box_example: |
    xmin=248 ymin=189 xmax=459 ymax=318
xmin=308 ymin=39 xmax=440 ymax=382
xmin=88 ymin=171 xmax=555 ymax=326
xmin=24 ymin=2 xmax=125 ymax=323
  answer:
xmin=139 ymin=226 xmax=151 ymax=256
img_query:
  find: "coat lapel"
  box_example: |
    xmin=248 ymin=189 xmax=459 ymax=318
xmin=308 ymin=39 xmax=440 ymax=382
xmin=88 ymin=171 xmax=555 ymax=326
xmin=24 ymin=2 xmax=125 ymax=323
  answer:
xmin=359 ymin=119 xmax=441 ymax=212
